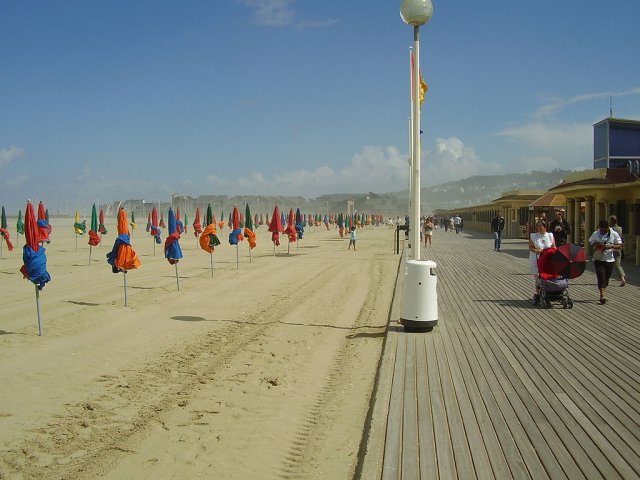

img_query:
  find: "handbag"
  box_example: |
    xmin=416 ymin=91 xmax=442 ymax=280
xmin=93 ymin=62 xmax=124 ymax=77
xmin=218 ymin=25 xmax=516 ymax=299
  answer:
xmin=592 ymin=249 xmax=604 ymax=261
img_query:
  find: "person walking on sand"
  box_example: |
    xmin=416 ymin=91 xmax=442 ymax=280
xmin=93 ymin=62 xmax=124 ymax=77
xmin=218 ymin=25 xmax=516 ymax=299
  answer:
xmin=491 ymin=211 xmax=505 ymax=251
xmin=609 ymin=215 xmax=626 ymax=286
xmin=589 ymin=219 xmax=623 ymax=305
xmin=348 ymin=226 xmax=357 ymax=251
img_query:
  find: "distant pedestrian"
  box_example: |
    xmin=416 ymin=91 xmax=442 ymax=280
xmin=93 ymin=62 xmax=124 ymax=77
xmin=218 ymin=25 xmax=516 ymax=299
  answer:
xmin=491 ymin=211 xmax=505 ymax=251
xmin=549 ymin=209 xmax=571 ymax=246
xmin=348 ymin=226 xmax=357 ymax=251
xmin=609 ymin=215 xmax=626 ymax=286
xmin=589 ymin=219 xmax=623 ymax=304
xmin=454 ymin=215 xmax=462 ymax=234
xmin=424 ymin=216 xmax=434 ymax=246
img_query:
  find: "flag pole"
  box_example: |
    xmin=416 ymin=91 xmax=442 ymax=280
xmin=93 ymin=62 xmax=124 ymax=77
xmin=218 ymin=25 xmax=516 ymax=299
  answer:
xmin=35 ymin=286 xmax=43 ymax=336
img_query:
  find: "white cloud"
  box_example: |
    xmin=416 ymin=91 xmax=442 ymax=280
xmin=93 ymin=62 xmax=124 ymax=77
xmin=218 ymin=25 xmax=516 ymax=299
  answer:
xmin=238 ymin=0 xmax=337 ymax=28
xmin=4 ymin=174 xmax=29 ymax=187
xmin=423 ymin=137 xmax=503 ymax=185
xmin=533 ymin=86 xmax=640 ymax=118
xmin=239 ymin=0 xmax=295 ymax=26
xmin=0 ymin=146 xmax=25 ymax=168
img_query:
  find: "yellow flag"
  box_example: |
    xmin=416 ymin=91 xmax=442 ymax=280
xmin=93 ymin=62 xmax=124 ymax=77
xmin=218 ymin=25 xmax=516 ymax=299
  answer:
xmin=419 ymin=71 xmax=428 ymax=106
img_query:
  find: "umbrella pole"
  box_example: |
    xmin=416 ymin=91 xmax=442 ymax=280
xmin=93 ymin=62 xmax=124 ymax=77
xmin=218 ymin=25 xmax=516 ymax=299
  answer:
xmin=248 ymin=244 xmax=252 ymax=264
xmin=153 ymin=240 xmax=156 ymax=256
xmin=89 ymin=245 xmax=92 ymax=266
xmin=123 ymin=271 xmax=128 ymax=306
xmin=75 ymin=233 xmax=78 ymax=251
xmin=288 ymin=241 xmax=290 ymax=255
xmin=273 ymin=242 xmax=276 ymax=256
xmin=175 ymin=263 xmax=180 ymax=291
xmin=236 ymin=244 xmax=239 ymax=269
xmin=210 ymin=251 xmax=214 ymax=278
xmin=35 ymin=285 xmax=43 ymax=336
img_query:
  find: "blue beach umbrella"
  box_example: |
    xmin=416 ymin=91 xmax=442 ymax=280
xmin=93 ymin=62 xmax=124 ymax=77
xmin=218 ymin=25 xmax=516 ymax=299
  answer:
xmin=164 ymin=208 xmax=183 ymax=290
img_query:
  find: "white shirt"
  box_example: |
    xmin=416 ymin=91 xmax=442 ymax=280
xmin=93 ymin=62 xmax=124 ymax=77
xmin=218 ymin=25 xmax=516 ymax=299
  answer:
xmin=588 ymin=228 xmax=622 ymax=262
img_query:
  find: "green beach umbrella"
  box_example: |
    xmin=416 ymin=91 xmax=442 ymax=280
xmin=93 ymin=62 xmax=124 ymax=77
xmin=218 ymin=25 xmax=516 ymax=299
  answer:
xmin=244 ymin=203 xmax=256 ymax=263
xmin=16 ymin=209 xmax=24 ymax=235
xmin=206 ymin=204 xmax=213 ymax=226
xmin=88 ymin=203 xmax=100 ymax=265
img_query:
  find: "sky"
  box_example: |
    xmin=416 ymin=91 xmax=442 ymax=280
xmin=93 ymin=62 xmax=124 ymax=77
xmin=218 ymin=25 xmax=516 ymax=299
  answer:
xmin=1 ymin=0 xmax=639 ymax=213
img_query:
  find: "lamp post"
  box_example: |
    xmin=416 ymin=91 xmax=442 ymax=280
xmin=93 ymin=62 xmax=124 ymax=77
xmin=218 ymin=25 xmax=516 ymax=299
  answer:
xmin=399 ymin=0 xmax=438 ymax=332
xmin=400 ymin=0 xmax=432 ymax=260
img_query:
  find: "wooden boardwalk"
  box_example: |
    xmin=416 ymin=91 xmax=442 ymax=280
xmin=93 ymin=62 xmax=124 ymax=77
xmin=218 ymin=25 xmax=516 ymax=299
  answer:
xmin=358 ymin=230 xmax=640 ymax=480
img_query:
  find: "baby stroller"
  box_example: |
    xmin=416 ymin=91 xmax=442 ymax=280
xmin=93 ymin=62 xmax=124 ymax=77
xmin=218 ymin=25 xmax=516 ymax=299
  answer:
xmin=535 ymin=244 xmax=585 ymax=309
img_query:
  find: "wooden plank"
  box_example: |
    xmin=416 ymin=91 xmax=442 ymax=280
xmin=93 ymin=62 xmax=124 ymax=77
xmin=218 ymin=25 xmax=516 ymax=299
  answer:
xmin=415 ymin=335 xmax=437 ymax=479
xmin=382 ymin=335 xmax=407 ymax=480
xmin=401 ymin=336 xmax=419 ymax=480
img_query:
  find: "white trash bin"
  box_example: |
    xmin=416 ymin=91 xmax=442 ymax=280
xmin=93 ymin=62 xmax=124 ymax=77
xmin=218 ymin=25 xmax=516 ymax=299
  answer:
xmin=400 ymin=260 xmax=438 ymax=330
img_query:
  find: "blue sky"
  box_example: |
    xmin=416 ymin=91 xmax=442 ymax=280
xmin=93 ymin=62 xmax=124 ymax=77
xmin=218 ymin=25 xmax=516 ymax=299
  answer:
xmin=1 ymin=0 xmax=639 ymax=213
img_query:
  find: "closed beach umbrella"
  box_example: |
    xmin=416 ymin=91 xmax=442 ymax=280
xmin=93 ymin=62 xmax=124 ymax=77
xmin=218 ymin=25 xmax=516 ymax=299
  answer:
xmin=106 ymin=208 xmax=141 ymax=306
xmin=200 ymin=204 xmax=221 ymax=277
xmin=175 ymin=208 xmax=184 ymax=234
xmin=159 ymin=211 xmax=166 ymax=228
xmin=88 ymin=204 xmax=100 ymax=265
xmin=1 ymin=205 xmax=14 ymax=256
xmin=164 ymin=208 xmax=183 ymax=290
xmin=285 ymin=209 xmax=297 ymax=254
xmin=98 ymin=208 xmax=108 ymax=235
xmin=268 ymin=205 xmax=282 ymax=253
xmin=150 ymin=206 xmax=162 ymax=254
xmin=193 ymin=207 xmax=202 ymax=237
xmin=16 ymin=209 xmax=25 ymax=236
xmin=130 ymin=211 xmax=137 ymax=231
xmin=244 ymin=204 xmax=257 ymax=256
xmin=218 ymin=211 xmax=225 ymax=230
xmin=20 ymin=201 xmax=51 ymax=335
xmin=74 ymin=210 xmax=86 ymax=235
xmin=229 ymin=206 xmax=244 ymax=269
xmin=295 ymin=208 xmax=304 ymax=241
xmin=37 ymin=201 xmax=52 ymax=244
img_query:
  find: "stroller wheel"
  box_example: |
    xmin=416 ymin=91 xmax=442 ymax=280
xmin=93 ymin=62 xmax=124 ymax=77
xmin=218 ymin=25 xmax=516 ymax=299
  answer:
xmin=567 ymin=298 xmax=574 ymax=309
xmin=561 ymin=298 xmax=568 ymax=309
xmin=545 ymin=299 xmax=551 ymax=309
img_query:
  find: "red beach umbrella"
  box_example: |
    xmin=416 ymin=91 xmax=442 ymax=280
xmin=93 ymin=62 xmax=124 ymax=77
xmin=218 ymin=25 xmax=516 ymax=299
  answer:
xmin=20 ymin=201 xmax=51 ymax=335
xmin=193 ymin=207 xmax=202 ymax=237
xmin=98 ymin=208 xmax=108 ymax=235
xmin=36 ymin=201 xmax=52 ymax=244
xmin=268 ymin=205 xmax=282 ymax=253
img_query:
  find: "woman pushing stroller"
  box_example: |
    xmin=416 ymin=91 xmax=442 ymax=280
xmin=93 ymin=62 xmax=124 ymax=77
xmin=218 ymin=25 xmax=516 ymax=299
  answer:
xmin=529 ymin=221 xmax=555 ymax=304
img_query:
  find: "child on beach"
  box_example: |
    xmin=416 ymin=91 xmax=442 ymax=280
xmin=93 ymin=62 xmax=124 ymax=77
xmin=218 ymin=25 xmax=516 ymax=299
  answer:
xmin=348 ymin=226 xmax=357 ymax=251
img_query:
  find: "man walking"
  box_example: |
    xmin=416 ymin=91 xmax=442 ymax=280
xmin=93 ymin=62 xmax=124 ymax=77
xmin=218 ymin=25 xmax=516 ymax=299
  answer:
xmin=549 ymin=208 xmax=571 ymax=246
xmin=491 ymin=211 xmax=505 ymax=251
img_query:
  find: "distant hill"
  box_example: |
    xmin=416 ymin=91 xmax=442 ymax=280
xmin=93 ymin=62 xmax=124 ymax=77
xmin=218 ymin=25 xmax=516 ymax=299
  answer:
xmin=109 ymin=170 xmax=576 ymax=219
xmin=392 ymin=169 xmax=575 ymax=212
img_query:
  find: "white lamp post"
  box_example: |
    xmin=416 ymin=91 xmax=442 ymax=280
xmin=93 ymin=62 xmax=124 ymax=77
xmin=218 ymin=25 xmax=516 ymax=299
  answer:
xmin=400 ymin=0 xmax=438 ymax=332
xmin=400 ymin=0 xmax=432 ymax=261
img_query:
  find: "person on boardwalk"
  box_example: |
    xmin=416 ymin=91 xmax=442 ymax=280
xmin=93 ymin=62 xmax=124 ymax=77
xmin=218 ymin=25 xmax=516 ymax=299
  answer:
xmin=491 ymin=211 xmax=505 ymax=251
xmin=348 ymin=226 xmax=357 ymax=251
xmin=529 ymin=221 xmax=555 ymax=304
xmin=453 ymin=215 xmax=462 ymax=234
xmin=549 ymin=208 xmax=571 ymax=246
xmin=424 ymin=216 xmax=434 ymax=246
xmin=589 ymin=219 xmax=623 ymax=304
xmin=609 ymin=215 xmax=626 ymax=286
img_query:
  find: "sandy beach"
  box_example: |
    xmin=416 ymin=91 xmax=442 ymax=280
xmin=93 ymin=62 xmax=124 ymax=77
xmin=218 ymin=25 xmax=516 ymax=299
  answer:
xmin=0 ymin=217 xmax=398 ymax=479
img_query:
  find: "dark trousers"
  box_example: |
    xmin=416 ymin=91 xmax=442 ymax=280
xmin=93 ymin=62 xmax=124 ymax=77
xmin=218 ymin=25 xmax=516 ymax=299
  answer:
xmin=594 ymin=260 xmax=614 ymax=289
